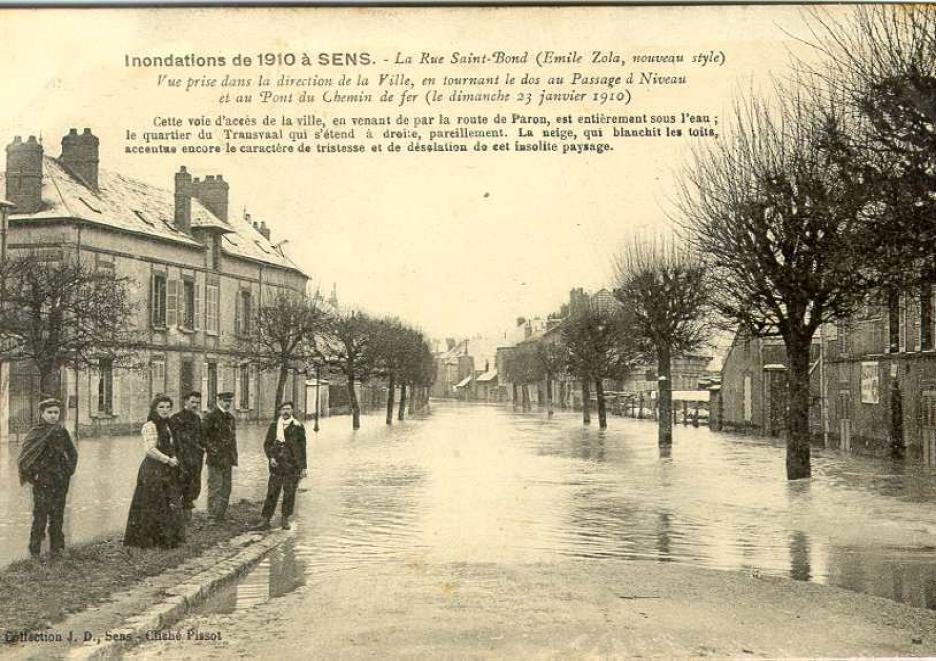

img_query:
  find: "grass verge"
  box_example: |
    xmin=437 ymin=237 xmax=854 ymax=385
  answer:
xmin=0 ymin=499 xmax=258 ymax=641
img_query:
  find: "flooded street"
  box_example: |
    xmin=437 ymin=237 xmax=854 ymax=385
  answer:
xmin=6 ymin=399 xmax=936 ymax=611
xmin=209 ymin=401 xmax=935 ymax=611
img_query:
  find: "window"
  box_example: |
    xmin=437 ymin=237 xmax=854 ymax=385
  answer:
xmin=888 ymin=291 xmax=900 ymax=353
xmin=239 ymin=363 xmax=250 ymax=409
xmin=98 ymin=358 xmax=114 ymax=414
xmin=150 ymin=357 xmax=166 ymax=397
xmin=152 ymin=273 xmax=167 ymax=327
xmin=235 ymin=289 xmax=253 ymax=336
xmin=206 ymin=283 xmax=220 ymax=335
xmin=180 ymin=359 xmax=195 ymax=397
xmin=209 ymin=235 xmax=221 ymax=271
xmin=206 ymin=362 xmax=218 ymax=407
xmin=922 ymin=284 xmax=934 ymax=351
xmin=182 ymin=279 xmax=196 ymax=330
xmin=899 ymin=294 xmax=907 ymax=353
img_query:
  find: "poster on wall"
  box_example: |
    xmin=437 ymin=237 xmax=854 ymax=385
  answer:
xmin=861 ymin=361 xmax=880 ymax=404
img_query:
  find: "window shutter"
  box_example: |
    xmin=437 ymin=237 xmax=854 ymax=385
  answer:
xmin=167 ymin=279 xmax=179 ymax=328
xmin=235 ymin=289 xmax=242 ymax=336
xmin=201 ymin=362 xmax=209 ymax=406
xmin=92 ymin=368 xmax=101 ymax=416
xmin=112 ymin=370 xmax=124 ymax=417
xmin=194 ymin=279 xmax=203 ymax=331
xmin=234 ymin=363 xmax=242 ymax=410
xmin=150 ymin=273 xmax=155 ymax=326
xmin=248 ymin=366 xmax=257 ymax=410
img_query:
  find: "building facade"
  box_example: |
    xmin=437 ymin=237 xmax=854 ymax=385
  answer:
xmin=1 ymin=128 xmax=309 ymax=440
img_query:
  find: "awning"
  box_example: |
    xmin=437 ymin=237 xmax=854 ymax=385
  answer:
xmin=454 ymin=375 xmax=473 ymax=388
xmin=671 ymin=390 xmax=710 ymax=403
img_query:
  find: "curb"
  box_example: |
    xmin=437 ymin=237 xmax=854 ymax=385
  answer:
xmin=67 ymin=529 xmax=292 ymax=661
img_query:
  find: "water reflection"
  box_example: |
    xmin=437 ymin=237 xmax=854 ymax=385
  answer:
xmin=8 ymin=401 xmax=936 ymax=613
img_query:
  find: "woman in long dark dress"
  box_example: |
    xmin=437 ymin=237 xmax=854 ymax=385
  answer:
xmin=124 ymin=395 xmax=186 ymax=548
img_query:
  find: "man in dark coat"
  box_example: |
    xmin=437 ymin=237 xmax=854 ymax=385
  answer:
xmin=170 ymin=390 xmax=204 ymax=522
xmin=18 ymin=398 xmax=78 ymax=560
xmin=202 ymin=391 xmax=237 ymax=522
xmin=255 ymin=401 xmax=306 ymax=530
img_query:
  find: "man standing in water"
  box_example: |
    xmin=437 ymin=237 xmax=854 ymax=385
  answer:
xmin=18 ymin=397 xmax=78 ymax=561
xmin=170 ymin=390 xmax=205 ymax=524
xmin=254 ymin=401 xmax=307 ymax=530
xmin=203 ymin=391 xmax=237 ymax=523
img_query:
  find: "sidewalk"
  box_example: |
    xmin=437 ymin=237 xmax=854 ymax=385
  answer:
xmin=128 ymin=558 xmax=936 ymax=659
xmin=0 ymin=502 xmax=280 ymax=659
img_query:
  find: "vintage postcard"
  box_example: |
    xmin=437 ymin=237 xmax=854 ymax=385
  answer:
xmin=1 ymin=4 xmax=935 ymax=659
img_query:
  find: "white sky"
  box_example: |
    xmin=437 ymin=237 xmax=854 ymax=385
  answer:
xmin=0 ymin=6 xmax=842 ymax=339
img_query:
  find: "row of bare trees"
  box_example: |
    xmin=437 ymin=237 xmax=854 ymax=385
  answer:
xmin=0 ymin=251 xmax=435 ymax=431
xmin=503 ymin=238 xmax=710 ymax=448
xmin=503 ymin=6 xmax=935 ymax=482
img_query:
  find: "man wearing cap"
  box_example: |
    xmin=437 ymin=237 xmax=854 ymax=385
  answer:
xmin=202 ymin=391 xmax=237 ymax=522
xmin=170 ymin=390 xmax=205 ymax=523
xmin=18 ymin=397 xmax=78 ymax=560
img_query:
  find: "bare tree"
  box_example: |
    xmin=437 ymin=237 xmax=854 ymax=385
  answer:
xmin=320 ymin=309 xmax=376 ymax=430
xmin=613 ymin=236 xmax=711 ymax=447
xmin=561 ymin=307 xmax=634 ymax=428
xmin=241 ymin=291 xmax=330 ymax=415
xmin=0 ymin=251 xmax=141 ymax=395
xmin=798 ymin=5 xmax=936 ymax=289
xmin=677 ymin=87 xmax=871 ymax=479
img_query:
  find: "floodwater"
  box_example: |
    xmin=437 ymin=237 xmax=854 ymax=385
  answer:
xmin=5 ymin=401 xmax=936 ymax=611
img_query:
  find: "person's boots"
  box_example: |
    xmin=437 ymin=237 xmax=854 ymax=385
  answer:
xmin=251 ymin=518 xmax=271 ymax=531
xmin=281 ymin=515 xmax=291 ymax=530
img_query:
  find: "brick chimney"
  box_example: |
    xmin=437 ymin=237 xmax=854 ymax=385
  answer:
xmin=61 ymin=128 xmax=99 ymax=190
xmin=5 ymin=135 xmax=43 ymax=214
xmin=174 ymin=166 xmax=192 ymax=232
xmin=192 ymin=174 xmax=228 ymax=222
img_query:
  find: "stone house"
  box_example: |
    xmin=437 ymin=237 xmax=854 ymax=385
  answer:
xmin=0 ymin=127 xmax=309 ymax=440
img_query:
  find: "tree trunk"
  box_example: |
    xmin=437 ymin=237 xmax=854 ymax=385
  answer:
xmin=38 ymin=364 xmax=57 ymax=398
xmin=398 ymin=383 xmax=407 ymax=421
xmin=274 ymin=365 xmax=289 ymax=415
xmin=521 ymin=384 xmax=531 ymax=411
xmin=595 ymin=378 xmax=607 ymax=429
xmin=786 ymin=332 xmax=812 ymax=480
xmin=386 ymin=374 xmax=395 ymax=425
xmin=658 ymin=346 xmax=673 ymax=447
xmin=408 ymin=385 xmax=416 ymax=415
xmin=512 ymin=383 xmax=519 ymax=410
xmin=581 ymin=380 xmax=591 ymax=425
xmin=348 ymin=378 xmax=361 ymax=430
xmin=546 ymin=376 xmax=554 ymax=417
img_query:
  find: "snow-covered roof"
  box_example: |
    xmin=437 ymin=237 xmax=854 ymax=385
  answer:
xmin=476 ymin=369 xmax=498 ymax=383
xmin=3 ymin=156 xmax=304 ymax=274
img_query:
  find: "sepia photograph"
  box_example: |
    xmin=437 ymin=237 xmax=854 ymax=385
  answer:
xmin=1 ymin=4 xmax=936 ymax=659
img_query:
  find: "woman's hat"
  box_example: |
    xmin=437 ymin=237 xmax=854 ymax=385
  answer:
xmin=38 ymin=397 xmax=63 ymax=412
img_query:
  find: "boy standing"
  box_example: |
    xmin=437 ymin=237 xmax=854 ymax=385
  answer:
xmin=255 ymin=402 xmax=306 ymax=530
xmin=18 ymin=398 xmax=78 ymax=560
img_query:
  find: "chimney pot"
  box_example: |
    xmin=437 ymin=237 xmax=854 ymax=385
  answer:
xmin=174 ymin=166 xmax=193 ymax=233
xmin=6 ymin=133 xmax=44 ymax=213
xmin=60 ymin=127 xmax=99 ymax=190
xmin=190 ymin=170 xmax=228 ymax=221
